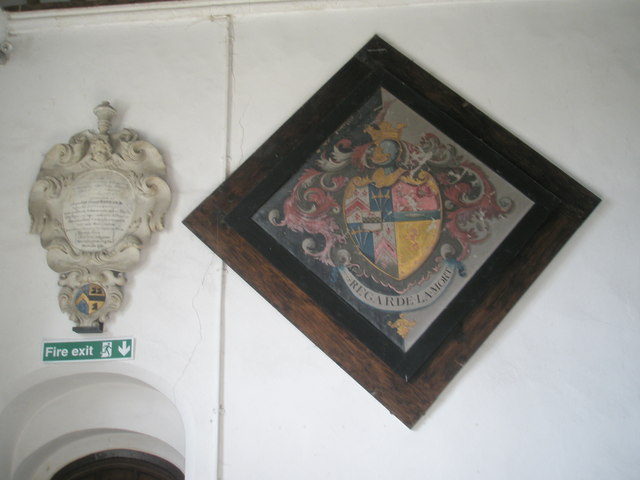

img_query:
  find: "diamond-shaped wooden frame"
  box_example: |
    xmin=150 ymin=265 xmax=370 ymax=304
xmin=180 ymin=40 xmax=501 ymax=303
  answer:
xmin=184 ymin=36 xmax=600 ymax=427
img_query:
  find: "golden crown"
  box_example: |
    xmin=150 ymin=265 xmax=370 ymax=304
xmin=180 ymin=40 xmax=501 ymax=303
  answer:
xmin=364 ymin=121 xmax=406 ymax=143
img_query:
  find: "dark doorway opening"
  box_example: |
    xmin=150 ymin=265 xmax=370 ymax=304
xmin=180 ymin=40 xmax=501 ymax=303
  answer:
xmin=51 ymin=449 xmax=184 ymax=480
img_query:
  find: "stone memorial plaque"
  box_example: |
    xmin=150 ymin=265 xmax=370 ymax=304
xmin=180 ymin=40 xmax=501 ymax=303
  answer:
xmin=29 ymin=102 xmax=171 ymax=332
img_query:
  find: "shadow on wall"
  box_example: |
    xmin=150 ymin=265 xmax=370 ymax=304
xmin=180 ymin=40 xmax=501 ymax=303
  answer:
xmin=0 ymin=372 xmax=185 ymax=480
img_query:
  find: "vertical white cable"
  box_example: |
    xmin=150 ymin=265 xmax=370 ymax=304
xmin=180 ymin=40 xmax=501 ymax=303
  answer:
xmin=217 ymin=13 xmax=235 ymax=480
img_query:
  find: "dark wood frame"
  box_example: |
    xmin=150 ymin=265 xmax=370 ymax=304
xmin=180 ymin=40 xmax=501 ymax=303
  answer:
xmin=184 ymin=36 xmax=600 ymax=427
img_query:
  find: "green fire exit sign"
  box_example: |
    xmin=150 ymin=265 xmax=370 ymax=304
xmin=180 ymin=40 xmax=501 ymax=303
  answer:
xmin=42 ymin=338 xmax=134 ymax=362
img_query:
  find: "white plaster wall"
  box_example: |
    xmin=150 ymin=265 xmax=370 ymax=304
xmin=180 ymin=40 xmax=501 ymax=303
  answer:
xmin=1 ymin=1 xmax=639 ymax=479
xmin=0 ymin=15 xmax=227 ymax=480
xmin=225 ymin=2 xmax=640 ymax=479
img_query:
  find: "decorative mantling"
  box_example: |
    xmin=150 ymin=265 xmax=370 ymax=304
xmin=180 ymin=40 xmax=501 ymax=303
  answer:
xmin=29 ymin=102 xmax=171 ymax=332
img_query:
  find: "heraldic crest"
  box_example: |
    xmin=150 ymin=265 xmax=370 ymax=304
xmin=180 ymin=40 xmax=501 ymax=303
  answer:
xmin=254 ymin=88 xmax=533 ymax=350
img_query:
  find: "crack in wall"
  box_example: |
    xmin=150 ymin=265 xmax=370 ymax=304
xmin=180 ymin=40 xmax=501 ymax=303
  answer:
xmin=171 ymin=255 xmax=212 ymax=404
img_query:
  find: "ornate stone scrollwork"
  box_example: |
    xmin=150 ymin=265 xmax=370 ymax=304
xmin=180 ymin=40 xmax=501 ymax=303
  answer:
xmin=0 ymin=41 xmax=12 ymax=65
xmin=29 ymin=102 xmax=171 ymax=332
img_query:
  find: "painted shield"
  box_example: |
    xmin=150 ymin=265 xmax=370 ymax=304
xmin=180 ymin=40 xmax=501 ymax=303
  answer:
xmin=344 ymin=174 xmax=441 ymax=280
xmin=74 ymin=283 xmax=106 ymax=314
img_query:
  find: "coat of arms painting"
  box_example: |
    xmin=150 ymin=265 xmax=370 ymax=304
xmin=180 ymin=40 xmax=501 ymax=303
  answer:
xmin=252 ymin=88 xmax=533 ymax=352
xmin=186 ymin=36 xmax=599 ymax=424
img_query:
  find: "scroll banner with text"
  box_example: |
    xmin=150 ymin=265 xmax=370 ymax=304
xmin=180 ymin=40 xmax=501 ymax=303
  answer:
xmin=338 ymin=261 xmax=458 ymax=312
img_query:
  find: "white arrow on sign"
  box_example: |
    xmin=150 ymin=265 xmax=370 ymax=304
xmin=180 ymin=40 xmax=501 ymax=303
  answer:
xmin=118 ymin=340 xmax=131 ymax=357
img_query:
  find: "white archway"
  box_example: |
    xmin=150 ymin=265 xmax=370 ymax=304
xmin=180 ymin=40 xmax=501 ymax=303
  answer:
xmin=0 ymin=372 xmax=185 ymax=480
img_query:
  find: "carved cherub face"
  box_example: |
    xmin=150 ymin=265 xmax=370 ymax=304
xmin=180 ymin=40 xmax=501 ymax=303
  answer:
xmin=90 ymin=136 xmax=113 ymax=163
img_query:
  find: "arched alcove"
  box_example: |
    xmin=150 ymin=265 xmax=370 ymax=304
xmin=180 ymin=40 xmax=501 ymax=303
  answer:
xmin=50 ymin=448 xmax=184 ymax=480
xmin=0 ymin=372 xmax=185 ymax=480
